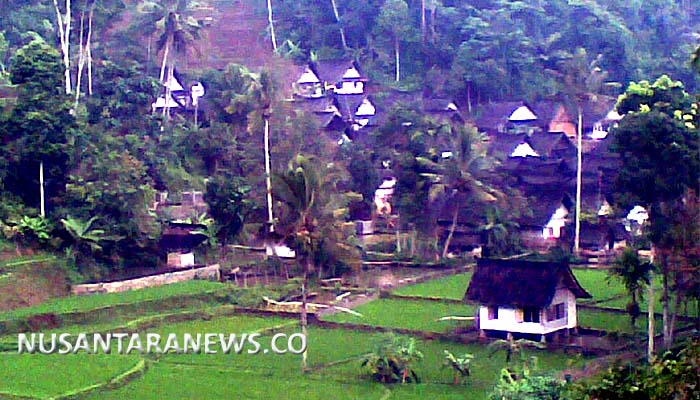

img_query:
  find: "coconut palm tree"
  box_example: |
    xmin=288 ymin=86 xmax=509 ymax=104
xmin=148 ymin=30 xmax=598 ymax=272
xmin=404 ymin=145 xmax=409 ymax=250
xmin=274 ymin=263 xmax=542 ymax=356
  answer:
xmin=437 ymin=124 xmax=500 ymax=258
xmin=134 ymin=1 xmax=201 ymax=79
xmin=273 ymin=154 xmax=320 ymax=372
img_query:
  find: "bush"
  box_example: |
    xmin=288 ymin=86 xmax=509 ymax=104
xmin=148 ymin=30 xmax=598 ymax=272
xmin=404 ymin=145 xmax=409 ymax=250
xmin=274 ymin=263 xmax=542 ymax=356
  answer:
xmin=489 ymin=368 xmax=566 ymax=400
xmin=361 ymin=332 xmax=423 ymax=384
xmin=568 ymin=339 xmax=700 ymax=400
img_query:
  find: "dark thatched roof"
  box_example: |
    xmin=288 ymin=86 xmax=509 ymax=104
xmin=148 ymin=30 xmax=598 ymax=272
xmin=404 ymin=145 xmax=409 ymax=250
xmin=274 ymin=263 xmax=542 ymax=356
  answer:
xmin=312 ymin=59 xmax=363 ymax=84
xmin=292 ymin=96 xmax=336 ymax=113
xmin=336 ymin=94 xmax=366 ymax=119
xmin=472 ymin=101 xmax=526 ymax=131
xmin=160 ymin=223 xmax=209 ymax=251
xmin=488 ymin=132 xmax=527 ymax=158
xmin=465 ymin=258 xmax=591 ymax=307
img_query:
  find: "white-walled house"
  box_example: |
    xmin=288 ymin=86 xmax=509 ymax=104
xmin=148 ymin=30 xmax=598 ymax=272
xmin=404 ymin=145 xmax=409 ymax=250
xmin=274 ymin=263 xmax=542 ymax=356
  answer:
xmin=465 ymin=258 xmax=591 ymax=341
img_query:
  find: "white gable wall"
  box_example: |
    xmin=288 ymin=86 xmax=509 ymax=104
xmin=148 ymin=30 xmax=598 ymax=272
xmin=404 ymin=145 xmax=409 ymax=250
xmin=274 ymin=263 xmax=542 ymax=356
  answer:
xmin=477 ymin=287 xmax=577 ymax=335
xmin=508 ymin=105 xmax=538 ymax=121
xmin=355 ymin=99 xmax=376 ymax=116
xmin=297 ymin=68 xmax=321 ymax=84
xmin=335 ymin=80 xmax=364 ymax=94
xmin=342 ymin=66 xmax=361 ymax=79
xmin=510 ymin=142 xmax=539 ymax=157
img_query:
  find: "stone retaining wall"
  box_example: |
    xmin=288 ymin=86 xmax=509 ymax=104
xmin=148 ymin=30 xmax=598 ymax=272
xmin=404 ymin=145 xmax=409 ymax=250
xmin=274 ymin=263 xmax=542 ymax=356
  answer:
xmin=71 ymin=265 xmax=221 ymax=295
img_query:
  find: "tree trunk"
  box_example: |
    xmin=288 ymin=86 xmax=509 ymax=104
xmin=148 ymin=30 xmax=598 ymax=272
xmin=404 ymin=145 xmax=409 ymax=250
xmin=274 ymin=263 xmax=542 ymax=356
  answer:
xmin=39 ymin=161 xmax=45 ymax=218
xmin=86 ymin=5 xmax=94 ymax=96
xmin=394 ymin=35 xmax=400 ymax=82
xmin=421 ymin=0 xmax=426 ymax=40
xmin=661 ymin=251 xmax=671 ymax=350
xmin=159 ymin=37 xmax=170 ymax=82
xmin=431 ymin=3 xmax=437 ymax=42
xmin=631 ymin=290 xmax=638 ymax=328
xmin=574 ymin=111 xmax=582 ymax=256
xmin=74 ymin=12 xmax=85 ymax=109
xmin=648 ymin=248 xmax=655 ymax=362
xmin=146 ymin=35 xmax=152 ymax=75
xmin=301 ymin=257 xmax=310 ymax=371
xmin=53 ymin=0 xmax=72 ymax=95
xmin=467 ymin=83 xmax=472 ymax=114
xmin=669 ymin=290 xmax=682 ymax=347
xmin=442 ymin=207 xmax=458 ymax=259
xmin=264 ymin=117 xmax=274 ymax=233
xmin=163 ymin=63 xmax=174 ymax=117
xmin=330 ymin=0 xmax=347 ymax=49
xmin=266 ymin=0 xmax=277 ymax=51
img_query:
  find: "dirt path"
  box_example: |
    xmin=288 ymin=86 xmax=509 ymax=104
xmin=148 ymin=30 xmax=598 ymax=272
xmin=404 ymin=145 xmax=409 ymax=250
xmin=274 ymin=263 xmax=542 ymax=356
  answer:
xmin=316 ymin=265 xmax=471 ymax=317
xmin=316 ymin=293 xmax=378 ymax=318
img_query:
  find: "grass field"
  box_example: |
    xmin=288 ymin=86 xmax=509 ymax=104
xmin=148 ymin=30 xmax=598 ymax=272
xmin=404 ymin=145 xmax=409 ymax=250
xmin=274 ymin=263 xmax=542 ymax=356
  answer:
xmin=571 ymin=269 xmax=627 ymax=303
xmin=75 ymin=320 xmax=580 ymax=400
xmin=322 ymin=299 xmax=476 ymax=332
xmin=392 ymin=272 xmax=473 ymax=300
xmin=577 ymin=308 xmax=665 ymax=334
xmin=0 ymin=280 xmax=226 ymax=321
xmin=0 ymin=267 xmax=649 ymax=399
xmin=0 ymin=353 xmax=139 ymax=398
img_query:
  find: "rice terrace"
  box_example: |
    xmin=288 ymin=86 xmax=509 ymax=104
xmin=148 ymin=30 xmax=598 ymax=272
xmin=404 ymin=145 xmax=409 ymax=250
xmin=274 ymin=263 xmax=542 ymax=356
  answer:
xmin=0 ymin=257 xmax=696 ymax=399
xmin=0 ymin=0 xmax=699 ymax=398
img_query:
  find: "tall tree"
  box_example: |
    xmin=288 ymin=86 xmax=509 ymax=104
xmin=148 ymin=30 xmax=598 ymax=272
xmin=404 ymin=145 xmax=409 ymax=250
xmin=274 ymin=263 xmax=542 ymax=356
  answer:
xmin=375 ymin=0 xmax=416 ymax=82
xmin=2 ymin=37 xmax=74 ymax=212
xmin=274 ymin=154 xmax=320 ymax=372
xmin=436 ymin=123 xmax=499 ymax=258
xmin=613 ymin=75 xmax=700 ymax=349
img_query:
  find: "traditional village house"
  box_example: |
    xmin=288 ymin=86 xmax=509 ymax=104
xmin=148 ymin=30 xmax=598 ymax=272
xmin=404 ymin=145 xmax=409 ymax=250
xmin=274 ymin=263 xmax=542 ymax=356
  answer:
xmin=374 ymin=176 xmax=396 ymax=217
xmin=336 ymin=95 xmax=377 ymax=133
xmin=292 ymin=66 xmax=324 ymax=99
xmin=293 ymin=96 xmax=346 ymax=132
xmin=472 ymin=101 xmax=541 ymax=135
xmin=465 ymin=258 xmax=591 ymax=341
xmin=423 ymin=98 xmax=464 ymax=126
xmin=160 ymin=222 xmax=208 ymax=269
xmin=516 ymin=192 xmax=574 ymax=250
xmin=314 ymin=60 xmax=366 ymax=95
xmin=531 ymin=98 xmax=621 ymax=141
xmin=152 ymin=69 xmax=206 ymax=123
xmin=292 ymin=60 xmax=367 ymax=97
xmin=152 ymin=71 xmax=187 ymax=112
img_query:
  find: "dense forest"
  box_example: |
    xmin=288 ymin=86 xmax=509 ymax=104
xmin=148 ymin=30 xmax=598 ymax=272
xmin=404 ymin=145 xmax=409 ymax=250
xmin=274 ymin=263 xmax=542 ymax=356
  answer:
xmin=270 ymin=0 xmax=700 ymax=100
xmin=0 ymin=0 xmax=698 ymax=282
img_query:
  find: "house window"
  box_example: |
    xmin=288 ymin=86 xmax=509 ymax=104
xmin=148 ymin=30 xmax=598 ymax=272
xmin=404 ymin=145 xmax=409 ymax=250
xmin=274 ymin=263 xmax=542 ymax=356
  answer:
xmin=555 ymin=303 xmax=566 ymax=320
xmin=523 ymin=307 xmax=540 ymax=323
xmin=487 ymin=306 xmax=499 ymax=320
xmin=546 ymin=303 xmax=567 ymax=321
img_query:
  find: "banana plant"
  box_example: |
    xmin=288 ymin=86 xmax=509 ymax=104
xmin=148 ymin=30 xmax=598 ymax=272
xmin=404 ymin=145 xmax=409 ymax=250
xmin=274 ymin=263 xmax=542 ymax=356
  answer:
xmin=443 ymin=350 xmax=473 ymax=385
